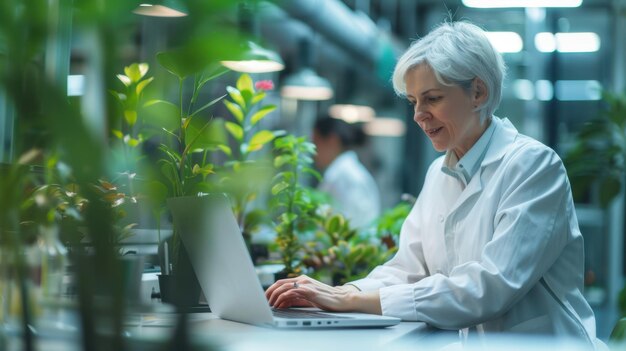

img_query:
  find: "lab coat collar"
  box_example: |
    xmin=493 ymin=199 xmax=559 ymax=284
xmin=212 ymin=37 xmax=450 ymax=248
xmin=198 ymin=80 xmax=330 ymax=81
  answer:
xmin=481 ymin=117 xmax=519 ymax=168
xmin=446 ymin=117 xmax=518 ymax=218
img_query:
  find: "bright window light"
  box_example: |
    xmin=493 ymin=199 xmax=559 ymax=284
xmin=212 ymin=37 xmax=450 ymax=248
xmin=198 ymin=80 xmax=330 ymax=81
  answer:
xmin=462 ymin=0 xmax=582 ymax=8
xmin=555 ymin=32 xmax=600 ymax=52
xmin=67 ymin=75 xmax=84 ymax=96
xmin=535 ymin=32 xmax=600 ymax=53
xmin=555 ymin=80 xmax=602 ymax=101
xmin=535 ymin=32 xmax=556 ymax=52
xmin=485 ymin=32 xmax=523 ymax=53
xmin=535 ymin=80 xmax=553 ymax=101
xmin=513 ymin=79 xmax=534 ymax=101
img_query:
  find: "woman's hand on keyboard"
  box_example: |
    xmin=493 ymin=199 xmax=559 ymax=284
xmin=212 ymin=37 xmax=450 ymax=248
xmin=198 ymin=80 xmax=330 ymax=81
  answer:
xmin=265 ymin=275 xmax=382 ymax=315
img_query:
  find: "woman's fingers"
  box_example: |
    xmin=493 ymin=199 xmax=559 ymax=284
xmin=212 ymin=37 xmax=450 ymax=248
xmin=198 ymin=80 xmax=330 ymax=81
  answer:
xmin=265 ymin=278 xmax=296 ymax=298
xmin=275 ymin=296 xmax=314 ymax=309
xmin=266 ymin=277 xmax=309 ymax=306
xmin=265 ymin=275 xmax=343 ymax=309
xmin=273 ymin=285 xmax=311 ymax=308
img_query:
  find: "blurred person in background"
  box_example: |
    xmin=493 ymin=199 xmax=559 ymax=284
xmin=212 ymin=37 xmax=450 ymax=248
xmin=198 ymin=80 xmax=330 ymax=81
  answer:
xmin=312 ymin=116 xmax=381 ymax=229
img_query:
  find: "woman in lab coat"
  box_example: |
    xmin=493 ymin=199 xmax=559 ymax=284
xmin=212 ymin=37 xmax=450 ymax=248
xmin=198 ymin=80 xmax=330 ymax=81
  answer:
xmin=266 ymin=21 xmax=600 ymax=345
xmin=313 ymin=116 xmax=381 ymax=229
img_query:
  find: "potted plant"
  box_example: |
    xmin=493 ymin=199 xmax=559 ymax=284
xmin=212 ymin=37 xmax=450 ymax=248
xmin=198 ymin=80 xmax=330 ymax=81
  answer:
xmin=125 ymin=58 xmax=282 ymax=306
xmin=114 ymin=58 xmax=228 ymax=307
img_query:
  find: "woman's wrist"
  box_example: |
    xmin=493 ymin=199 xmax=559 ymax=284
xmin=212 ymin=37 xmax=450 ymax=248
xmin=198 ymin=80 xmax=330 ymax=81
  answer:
xmin=344 ymin=290 xmax=382 ymax=315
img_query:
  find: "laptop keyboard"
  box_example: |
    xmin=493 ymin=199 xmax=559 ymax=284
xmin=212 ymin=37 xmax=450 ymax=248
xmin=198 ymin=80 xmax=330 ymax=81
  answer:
xmin=272 ymin=308 xmax=351 ymax=319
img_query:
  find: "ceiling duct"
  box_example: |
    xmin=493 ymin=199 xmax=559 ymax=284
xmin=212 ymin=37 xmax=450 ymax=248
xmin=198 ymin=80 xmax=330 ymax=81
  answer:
xmin=258 ymin=0 xmax=403 ymax=102
xmin=275 ymin=0 xmax=382 ymax=66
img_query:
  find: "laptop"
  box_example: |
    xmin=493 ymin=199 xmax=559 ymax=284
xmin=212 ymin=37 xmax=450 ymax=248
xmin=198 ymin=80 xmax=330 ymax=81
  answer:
xmin=168 ymin=194 xmax=401 ymax=329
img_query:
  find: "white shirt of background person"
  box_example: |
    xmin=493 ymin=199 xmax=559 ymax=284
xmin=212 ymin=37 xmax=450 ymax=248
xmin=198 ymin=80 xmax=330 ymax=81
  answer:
xmin=318 ymin=150 xmax=381 ymax=228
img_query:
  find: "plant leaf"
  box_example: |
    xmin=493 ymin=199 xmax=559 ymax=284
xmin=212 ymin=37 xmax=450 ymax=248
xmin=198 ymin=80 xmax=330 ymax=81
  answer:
xmin=216 ymin=144 xmax=232 ymax=157
xmin=111 ymin=129 xmax=123 ymax=139
xmin=142 ymin=100 xmax=180 ymax=132
xmin=236 ymin=74 xmax=253 ymax=93
xmin=248 ymin=130 xmax=275 ymax=152
xmin=225 ymin=121 xmax=243 ymax=141
xmin=224 ymin=100 xmax=244 ymax=123
xmin=274 ymin=155 xmax=292 ymax=168
xmin=198 ymin=65 xmax=230 ymax=90
xmin=272 ymin=181 xmax=289 ymax=195
xmin=192 ymin=163 xmax=214 ymax=176
xmin=125 ymin=63 xmax=146 ymax=83
xmin=241 ymin=89 xmax=253 ymax=107
xmin=280 ymin=212 xmax=297 ymax=224
xmin=159 ymin=160 xmax=179 ymax=191
xmin=185 ymin=117 xmax=227 ymax=151
xmin=117 ymin=74 xmax=131 ymax=86
xmin=250 ymin=104 xmax=276 ymax=126
xmin=124 ymin=110 xmax=137 ymax=127
xmin=190 ymin=94 xmax=227 ymax=117
xmin=251 ymin=91 xmax=266 ymax=105
xmin=125 ymin=136 xmax=140 ymax=147
xmin=226 ymin=86 xmax=245 ymax=108
xmin=136 ymin=77 xmax=154 ymax=96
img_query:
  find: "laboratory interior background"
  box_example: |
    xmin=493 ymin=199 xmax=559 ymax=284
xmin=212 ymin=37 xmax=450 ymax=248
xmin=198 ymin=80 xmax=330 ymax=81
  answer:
xmin=1 ymin=0 xmax=625 ymax=345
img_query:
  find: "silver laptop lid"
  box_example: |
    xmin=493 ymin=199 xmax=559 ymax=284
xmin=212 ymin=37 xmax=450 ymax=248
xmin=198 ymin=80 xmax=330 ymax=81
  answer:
xmin=168 ymin=194 xmax=274 ymax=326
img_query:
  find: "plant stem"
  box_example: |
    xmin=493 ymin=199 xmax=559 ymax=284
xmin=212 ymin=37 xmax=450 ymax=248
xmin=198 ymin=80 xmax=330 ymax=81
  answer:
xmin=177 ymin=77 xmax=185 ymax=197
xmin=285 ymin=148 xmax=300 ymax=275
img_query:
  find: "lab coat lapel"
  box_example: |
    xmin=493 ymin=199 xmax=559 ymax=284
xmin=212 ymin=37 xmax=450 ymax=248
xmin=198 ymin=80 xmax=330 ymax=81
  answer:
xmin=448 ymin=171 xmax=483 ymax=217
xmin=447 ymin=118 xmax=519 ymax=217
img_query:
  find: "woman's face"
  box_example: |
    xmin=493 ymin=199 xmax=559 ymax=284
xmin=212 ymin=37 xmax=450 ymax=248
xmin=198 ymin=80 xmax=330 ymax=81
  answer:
xmin=405 ymin=64 xmax=487 ymax=159
xmin=312 ymin=129 xmax=340 ymax=170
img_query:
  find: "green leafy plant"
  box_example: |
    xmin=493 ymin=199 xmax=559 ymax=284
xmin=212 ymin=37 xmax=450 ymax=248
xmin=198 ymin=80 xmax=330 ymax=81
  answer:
xmin=1 ymin=0 xmax=246 ymax=349
xmin=109 ymin=63 xmax=152 ymax=193
xmin=123 ymin=59 xmax=229 ymax=274
xmin=303 ymin=213 xmax=397 ymax=285
xmin=219 ymin=74 xmax=282 ymax=247
xmin=144 ymin=57 xmax=228 ymax=199
xmin=270 ymin=135 xmax=320 ymax=277
xmin=564 ymin=91 xmax=626 ymax=208
xmin=374 ymin=199 xmax=413 ymax=250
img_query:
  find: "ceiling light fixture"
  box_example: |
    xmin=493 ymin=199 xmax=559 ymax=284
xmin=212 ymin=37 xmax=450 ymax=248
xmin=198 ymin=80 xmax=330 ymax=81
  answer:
xmin=328 ymin=104 xmax=375 ymax=124
xmin=281 ymin=38 xmax=333 ymax=101
xmin=221 ymin=41 xmax=285 ymax=73
xmin=364 ymin=118 xmax=406 ymax=137
xmin=462 ymin=0 xmax=582 ymax=8
xmin=221 ymin=2 xmax=284 ymax=73
xmin=132 ymin=1 xmax=187 ymax=17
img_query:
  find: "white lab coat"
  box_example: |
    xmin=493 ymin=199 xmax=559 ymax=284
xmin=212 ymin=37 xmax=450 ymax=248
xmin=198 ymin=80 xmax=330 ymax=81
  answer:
xmin=318 ymin=151 xmax=381 ymax=229
xmin=350 ymin=117 xmax=599 ymax=344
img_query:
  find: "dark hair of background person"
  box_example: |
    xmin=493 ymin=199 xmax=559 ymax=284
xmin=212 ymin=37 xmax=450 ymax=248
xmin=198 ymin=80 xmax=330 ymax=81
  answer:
xmin=313 ymin=116 xmax=367 ymax=150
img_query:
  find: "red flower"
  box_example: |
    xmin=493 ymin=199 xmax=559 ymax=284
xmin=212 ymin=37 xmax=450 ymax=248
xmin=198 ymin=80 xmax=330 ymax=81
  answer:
xmin=255 ymin=80 xmax=274 ymax=91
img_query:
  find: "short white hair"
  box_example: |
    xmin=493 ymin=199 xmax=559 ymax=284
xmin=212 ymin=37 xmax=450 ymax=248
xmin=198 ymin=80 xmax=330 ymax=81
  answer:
xmin=392 ymin=21 xmax=506 ymax=123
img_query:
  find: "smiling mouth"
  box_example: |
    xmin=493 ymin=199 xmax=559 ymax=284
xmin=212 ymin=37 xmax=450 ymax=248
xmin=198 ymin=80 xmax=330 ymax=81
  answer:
xmin=426 ymin=127 xmax=443 ymax=137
